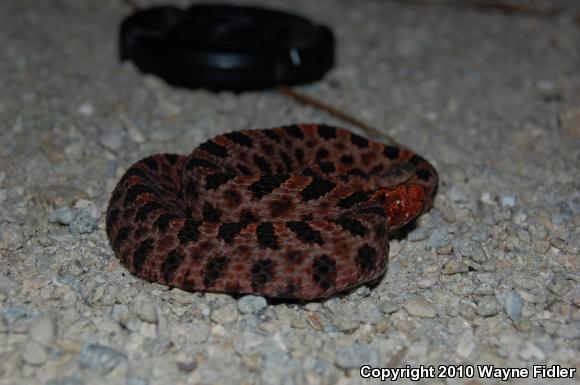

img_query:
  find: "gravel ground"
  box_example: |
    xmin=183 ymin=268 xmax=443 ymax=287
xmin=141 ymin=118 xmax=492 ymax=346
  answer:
xmin=1 ymin=0 xmax=579 ymax=384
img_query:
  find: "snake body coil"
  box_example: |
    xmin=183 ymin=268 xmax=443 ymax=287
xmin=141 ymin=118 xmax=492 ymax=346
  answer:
xmin=106 ymin=124 xmax=438 ymax=299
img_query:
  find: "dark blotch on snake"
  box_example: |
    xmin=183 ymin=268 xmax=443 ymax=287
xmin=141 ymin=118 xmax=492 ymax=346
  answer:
xmin=135 ymin=201 xmax=164 ymax=222
xmin=317 ymin=125 xmax=337 ymax=139
xmin=133 ymin=238 xmax=154 ymax=273
xmin=203 ymin=202 xmax=221 ymax=222
xmin=178 ymin=219 xmax=201 ymax=244
xmin=205 ymin=173 xmax=235 ymax=190
xmin=253 ymin=155 xmax=271 ymax=174
xmin=161 ymin=249 xmax=183 ymax=282
xmin=203 ymin=256 xmax=229 ymax=286
xmin=287 ymin=221 xmax=324 ymax=245
xmin=256 ymin=222 xmax=279 ymax=250
xmin=383 ymin=146 xmax=400 ymax=160
xmin=356 ymin=244 xmax=377 ymax=273
xmin=350 ymin=133 xmax=369 ymax=148
xmin=300 ymin=177 xmax=336 ymax=202
xmin=337 ymin=192 xmax=370 ymax=209
xmin=199 ymin=140 xmax=228 ymax=158
xmin=312 ymin=255 xmax=336 ymax=290
xmin=218 ymin=222 xmax=246 ymax=243
xmin=186 ymin=157 xmax=219 ymax=170
xmin=249 ymin=175 xmax=290 ymax=199
xmin=251 ymin=259 xmax=275 ymax=289
xmin=332 ymin=216 xmax=369 ymax=236
xmin=283 ymin=125 xmax=304 ymax=139
xmin=225 ymin=131 xmax=253 ymax=147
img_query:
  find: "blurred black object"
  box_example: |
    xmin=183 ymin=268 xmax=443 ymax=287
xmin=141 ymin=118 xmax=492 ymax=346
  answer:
xmin=119 ymin=4 xmax=335 ymax=91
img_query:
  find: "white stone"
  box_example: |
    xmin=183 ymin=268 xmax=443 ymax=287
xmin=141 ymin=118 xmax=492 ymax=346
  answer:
xmin=518 ymin=342 xmax=546 ymax=361
xmin=22 ymin=340 xmax=48 ymax=365
xmin=403 ymin=295 xmax=437 ymax=318
xmin=78 ymin=102 xmax=94 ymax=116
xmin=28 ymin=314 xmax=57 ymax=345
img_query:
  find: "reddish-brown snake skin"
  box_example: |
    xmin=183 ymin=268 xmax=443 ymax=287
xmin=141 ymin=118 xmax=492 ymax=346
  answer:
xmin=106 ymin=124 xmax=438 ymax=299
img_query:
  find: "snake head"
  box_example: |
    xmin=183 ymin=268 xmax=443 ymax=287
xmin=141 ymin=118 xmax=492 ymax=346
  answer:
xmin=374 ymin=184 xmax=425 ymax=230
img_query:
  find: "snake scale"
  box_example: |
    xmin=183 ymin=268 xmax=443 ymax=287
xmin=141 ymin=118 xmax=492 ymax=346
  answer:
xmin=106 ymin=124 xmax=438 ymax=299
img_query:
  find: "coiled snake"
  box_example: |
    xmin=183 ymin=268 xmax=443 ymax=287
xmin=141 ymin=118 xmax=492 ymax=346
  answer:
xmin=106 ymin=124 xmax=438 ymax=299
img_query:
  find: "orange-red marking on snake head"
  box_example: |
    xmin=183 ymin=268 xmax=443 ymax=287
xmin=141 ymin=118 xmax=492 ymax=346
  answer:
xmin=374 ymin=184 xmax=425 ymax=230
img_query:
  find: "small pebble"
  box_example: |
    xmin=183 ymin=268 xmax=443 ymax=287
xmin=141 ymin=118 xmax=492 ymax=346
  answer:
xmin=99 ymin=127 xmax=124 ymax=152
xmin=440 ymin=204 xmax=456 ymax=223
xmin=556 ymin=322 xmax=580 ymax=339
xmin=0 ymin=224 xmax=25 ymax=251
xmin=235 ymin=330 xmax=266 ymax=356
xmin=471 ymin=226 xmax=489 ymax=242
xmin=408 ymin=227 xmax=428 ymax=242
xmin=379 ymin=302 xmax=400 ymax=314
xmin=3 ymin=305 xmax=28 ymax=324
xmin=134 ymin=299 xmax=157 ymax=324
xmin=49 ymin=207 xmax=77 ymax=225
xmin=211 ymin=303 xmax=239 ymax=324
xmin=304 ymin=303 xmax=320 ymax=312
xmin=111 ymin=304 xmax=130 ymax=323
xmin=417 ymin=276 xmax=437 ymax=289
xmin=473 ymin=283 xmax=494 ymax=296
xmin=211 ymin=324 xmax=227 ymax=336
xmin=476 ymin=297 xmax=501 ymax=317
xmin=499 ymin=291 xmax=524 ymax=321
xmin=237 ymin=295 xmax=267 ymax=314
xmin=335 ymin=344 xmax=379 ymax=370
xmin=403 ymin=295 xmax=437 ymax=318
xmin=518 ymin=342 xmax=546 ymax=361
xmin=436 ymin=242 xmax=453 ymax=255
xmin=22 ymin=340 xmax=48 ymax=365
xmin=480 ymin=192 xmax=494 ymax=204
xmin=442 ymin=259 xmax=469 ymax=275
xmin=78 ymin=102 xmax=94 ymax=116
xmin=73 ymin=199 xmax=99 ymax=219
xmin=29 ymin=313 xmax=57 ymax=345
xmin=170 ymin=288 xmax=196 ymax=304
xmin=540 ymin=319 xmax=559 ymax=335
xmin=548 ymin=276 xmax=570 ymax=297
xmin=455 ymin=331 xmax=475 ymax=358
xmin=123 ymin=116 xmax=146 ymax=143
xmin=77 ymin=343 xmax=127 ymax=376
xmin=69 ymin=209 xmax=97 ymax=235
xmin=500 ymin=194 xmax=517 ymax=208
xmin=536 ymin=79 xmax=562 ymax=101
xmin=175 ymin=353 xmax=198 ymax=372
xmin=357 ymin=302 xmax=382 ymax=325
xmin=334 ymin=311 xmax=360 ymax=332
xmin=455 ymin=240 xmax=487 ymax=263
xmin=183 ymin=321 xmax=210 ymax=344
xmin=289 ymin=312 xmax=307 ymax=329
xmin=354 ymin=286 xmax=372 ymax=297
xmin=426 ymin=229 xmax=451 ymax=249
xmin=459 ymin=303 xmax=477 ymax=320
xmin=514 ymin=318 xmax=531 ymax=333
